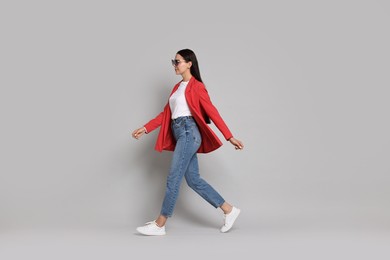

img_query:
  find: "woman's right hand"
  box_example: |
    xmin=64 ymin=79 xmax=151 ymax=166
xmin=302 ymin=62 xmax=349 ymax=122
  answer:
xmin=132 ymin=127 xmax=147 ymax=140
xmin=229 ymin=137 xmax=244 ymax=150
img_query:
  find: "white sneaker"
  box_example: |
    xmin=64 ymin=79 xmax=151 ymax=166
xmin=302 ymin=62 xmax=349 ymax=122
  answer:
xmin=136 ymin=221 xmax=166 ymax=236
xmin=221 ymin=206 xmax=241 ymax=233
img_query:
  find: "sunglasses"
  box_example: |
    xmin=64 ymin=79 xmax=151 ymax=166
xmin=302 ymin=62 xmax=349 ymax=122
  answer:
xmin=171 ymin=59 xmax=186 ymax=66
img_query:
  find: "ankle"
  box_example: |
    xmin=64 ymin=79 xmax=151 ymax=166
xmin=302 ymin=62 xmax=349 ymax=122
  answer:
xmin=155 ymin=215 xmax=167 ymax=227
xmin=221 ymin=203 xmax=233 ymax=214
xmin=155 ymin=221 xmax=164 ymax=228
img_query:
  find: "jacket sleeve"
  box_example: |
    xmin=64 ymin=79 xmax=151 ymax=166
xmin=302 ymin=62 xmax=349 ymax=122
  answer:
xmin=198 ymin=84 xmax=233 ymax=140
xmin=143 ymin=104 xmax=168 ymax=133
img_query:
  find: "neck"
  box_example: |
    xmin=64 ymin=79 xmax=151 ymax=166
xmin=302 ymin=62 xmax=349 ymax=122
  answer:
xmin=181 ymin=72 xmax=192 ymax=82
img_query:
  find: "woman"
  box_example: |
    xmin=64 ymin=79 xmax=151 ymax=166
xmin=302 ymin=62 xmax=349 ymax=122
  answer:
xmin=132 ymin=49 xmax=244 ymax=236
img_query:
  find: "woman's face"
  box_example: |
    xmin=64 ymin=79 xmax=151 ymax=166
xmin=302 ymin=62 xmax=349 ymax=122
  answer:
xmin=173 ymin=54 xmax=191 ymax=76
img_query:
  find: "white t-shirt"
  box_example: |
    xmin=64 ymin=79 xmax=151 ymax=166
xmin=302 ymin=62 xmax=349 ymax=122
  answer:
xmin=169 ymin=81 xmax=192 ymax=119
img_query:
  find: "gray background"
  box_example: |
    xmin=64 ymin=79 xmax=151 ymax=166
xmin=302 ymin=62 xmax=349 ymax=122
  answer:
xmin=1 ymin=0 xmax=389 ymax=259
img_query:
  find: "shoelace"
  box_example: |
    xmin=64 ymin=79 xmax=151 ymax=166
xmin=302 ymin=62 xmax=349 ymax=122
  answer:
xmin=144 ymin=221 xmax=164 ymax=229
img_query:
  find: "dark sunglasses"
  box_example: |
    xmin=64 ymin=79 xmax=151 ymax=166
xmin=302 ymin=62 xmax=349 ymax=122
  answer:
xmin=171 ymin=59 xmax=186 ymax=66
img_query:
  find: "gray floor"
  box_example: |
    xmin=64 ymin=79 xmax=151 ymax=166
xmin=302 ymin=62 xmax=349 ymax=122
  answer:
xmin=1 ymin=219 xmax=389 ymax=260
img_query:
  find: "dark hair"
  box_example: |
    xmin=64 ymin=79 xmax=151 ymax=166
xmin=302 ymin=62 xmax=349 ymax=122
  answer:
xmin=177 ymin=49 xmax=203 ymax=83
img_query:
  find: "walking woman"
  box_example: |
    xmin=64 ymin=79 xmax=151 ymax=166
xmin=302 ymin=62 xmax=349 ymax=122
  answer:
xmin=132 ymin=49 xmax=244 ymax=236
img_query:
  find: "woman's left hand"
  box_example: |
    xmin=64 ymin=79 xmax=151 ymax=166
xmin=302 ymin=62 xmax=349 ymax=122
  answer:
xmin=229 ymin=137 xmax=244 ymax=150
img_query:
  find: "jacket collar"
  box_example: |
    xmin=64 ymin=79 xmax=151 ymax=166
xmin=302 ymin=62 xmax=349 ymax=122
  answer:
xmin=185 ymin=76 xmax=197 ymax=93
xmin=171 ymin=76 xmax=197 ymax=95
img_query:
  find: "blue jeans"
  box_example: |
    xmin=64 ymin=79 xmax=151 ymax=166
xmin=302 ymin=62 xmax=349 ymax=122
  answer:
xmin=160 ymin=116 xmax=225 ymax=217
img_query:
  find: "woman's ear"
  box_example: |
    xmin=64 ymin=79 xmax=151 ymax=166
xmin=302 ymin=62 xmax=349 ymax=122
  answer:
xmin=188 ymin=61 xmax=192 ymax=69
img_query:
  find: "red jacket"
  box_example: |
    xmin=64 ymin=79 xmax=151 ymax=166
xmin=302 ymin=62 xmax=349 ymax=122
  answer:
xmin=144 ymin=77 xmax=233 ymax=153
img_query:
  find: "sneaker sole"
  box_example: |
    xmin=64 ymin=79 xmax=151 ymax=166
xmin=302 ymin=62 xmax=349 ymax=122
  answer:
xmin=136 ymin=228 xmax=166 ymax=236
